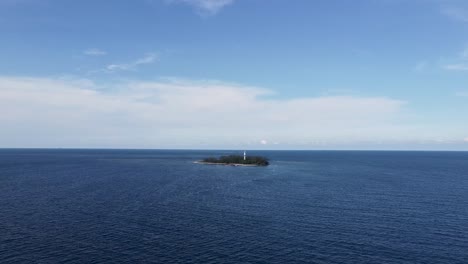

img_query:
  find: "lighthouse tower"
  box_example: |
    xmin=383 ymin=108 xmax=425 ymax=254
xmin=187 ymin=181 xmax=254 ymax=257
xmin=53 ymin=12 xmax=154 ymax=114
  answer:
xmin=243 ymin=151 xmax=246 ymax=161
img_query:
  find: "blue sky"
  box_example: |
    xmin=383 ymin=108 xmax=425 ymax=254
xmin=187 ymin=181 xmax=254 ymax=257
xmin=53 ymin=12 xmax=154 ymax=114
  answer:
xmin=1 ymin=0 xmax=468 ymax=150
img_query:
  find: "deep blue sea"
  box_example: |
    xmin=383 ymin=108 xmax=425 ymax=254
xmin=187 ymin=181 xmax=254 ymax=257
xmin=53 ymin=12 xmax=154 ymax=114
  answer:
xmin=1 ymin=149 xmax=468 ymax=263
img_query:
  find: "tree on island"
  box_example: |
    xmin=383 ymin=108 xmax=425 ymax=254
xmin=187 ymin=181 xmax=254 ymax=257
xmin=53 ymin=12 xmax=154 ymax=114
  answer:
xmin=202 ymin=155 xmax=269 ymax=166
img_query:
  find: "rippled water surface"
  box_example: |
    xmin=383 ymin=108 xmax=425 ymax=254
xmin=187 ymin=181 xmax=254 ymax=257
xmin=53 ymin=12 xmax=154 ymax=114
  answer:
xmin=1 ymin=149 xmax=468 ymax=263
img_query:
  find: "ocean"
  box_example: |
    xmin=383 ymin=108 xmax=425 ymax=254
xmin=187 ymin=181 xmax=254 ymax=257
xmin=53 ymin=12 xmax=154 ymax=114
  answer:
xmin=1 ymin=149 xmax=467 ymax=263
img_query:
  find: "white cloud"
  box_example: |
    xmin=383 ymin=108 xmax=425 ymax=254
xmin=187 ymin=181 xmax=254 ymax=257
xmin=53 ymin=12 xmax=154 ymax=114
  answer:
xmin=0 ymin=76 xmax=411 ymax=148
xmin=105 ymin=53 xmax=157 ymax=72
xmin=169 ymin=0 xmax=234 ymax=15
xmin=442 ymin=7 xmax=468 ymax=22
xmin=83 ymin=48 xmax=107 ymax=56
xmin=464 ymin=138 xmax=468 ymax=143
xmin=260 ymin=140 xmax=268 ymax=145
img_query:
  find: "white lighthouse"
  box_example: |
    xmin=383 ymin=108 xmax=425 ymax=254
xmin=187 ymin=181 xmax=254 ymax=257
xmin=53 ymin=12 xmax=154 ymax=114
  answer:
xmin=243 ymin=151 xmax=246 ymax=161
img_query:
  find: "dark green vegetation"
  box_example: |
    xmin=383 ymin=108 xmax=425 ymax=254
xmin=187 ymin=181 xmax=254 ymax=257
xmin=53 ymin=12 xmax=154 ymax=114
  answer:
xmin=202 ymin=155 xmax=269 ymax=166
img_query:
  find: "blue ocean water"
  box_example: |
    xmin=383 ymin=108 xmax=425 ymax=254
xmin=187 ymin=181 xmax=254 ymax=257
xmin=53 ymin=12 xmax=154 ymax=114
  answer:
xmin=1 ymin=149 xmax=467 ymax=264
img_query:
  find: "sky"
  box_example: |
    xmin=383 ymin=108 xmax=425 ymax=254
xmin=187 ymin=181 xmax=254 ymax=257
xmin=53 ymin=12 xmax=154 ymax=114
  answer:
xmin=1 ymin=0 xmax=468 ymax=150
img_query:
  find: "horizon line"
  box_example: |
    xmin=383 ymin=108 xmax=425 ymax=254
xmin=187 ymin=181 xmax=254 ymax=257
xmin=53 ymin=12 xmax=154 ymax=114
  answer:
xmin=0 ymin=147 xmax=467 ymax=152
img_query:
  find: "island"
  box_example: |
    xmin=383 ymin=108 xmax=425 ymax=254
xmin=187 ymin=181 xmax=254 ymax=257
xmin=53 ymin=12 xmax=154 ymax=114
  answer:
xmin=196 ymin=154 xmax=269 ymax=166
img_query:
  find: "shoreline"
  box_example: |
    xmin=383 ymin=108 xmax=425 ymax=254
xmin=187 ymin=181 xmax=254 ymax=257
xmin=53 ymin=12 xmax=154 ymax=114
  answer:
xmin=193 ymin=161 xmax=263 ymax=167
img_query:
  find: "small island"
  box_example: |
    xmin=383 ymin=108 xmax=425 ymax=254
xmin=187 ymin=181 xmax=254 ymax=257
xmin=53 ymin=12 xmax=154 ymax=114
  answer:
xmin=196 ymin=153 xmax=269 ymax=167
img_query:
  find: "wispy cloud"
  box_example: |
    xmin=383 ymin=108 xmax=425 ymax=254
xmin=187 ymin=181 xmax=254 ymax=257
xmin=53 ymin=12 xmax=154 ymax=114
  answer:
xmin=105 ymin=53 xmax=157 ymax=72
xmin=443 ymin=47 xmax=468 ymax=71
xmin=456 ymin=91 xmax=468 ymax=97
xmin=442 ymin=7 xmax=468 ymax=22
xmin=443 ymin=64 xmax=468 ymax=71
xmin=168 ymin=0 xmax=234 ymax=15
xmin=413 ymin=61 xmax=428 ymax=72
xmin=0 ymin=76 xmax=409 ymax=148
xmin=462 ymin=47 xmax=468 ymax=59
xmin=83 ymin=48 xmax=107 ymax=56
